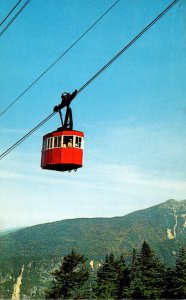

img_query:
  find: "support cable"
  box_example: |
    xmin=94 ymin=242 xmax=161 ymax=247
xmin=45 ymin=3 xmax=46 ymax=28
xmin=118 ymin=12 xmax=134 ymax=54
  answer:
xmin=0 ymin=0 xmax=180 ymax=161
xmin=77 ymin=0 xmax=179 ymax=95
xmin=0 ymin=112 xmax=55 ymax=160
xmin=0 ymin=0 xmax=22 ymax=27
xmin=0 ymin=0 xmax=31 ymax=38
xmin=0 ymin=0 xmax=120 ymax=118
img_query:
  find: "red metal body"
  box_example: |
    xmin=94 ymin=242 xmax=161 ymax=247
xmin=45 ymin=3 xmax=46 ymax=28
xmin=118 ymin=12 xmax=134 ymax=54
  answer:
xmin=41 ymin=129 xmax=84 ymax=172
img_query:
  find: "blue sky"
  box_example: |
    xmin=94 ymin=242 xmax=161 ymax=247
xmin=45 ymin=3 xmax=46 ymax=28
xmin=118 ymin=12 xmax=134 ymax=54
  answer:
xmin=0 ymin=0 xmax=186 ymax=229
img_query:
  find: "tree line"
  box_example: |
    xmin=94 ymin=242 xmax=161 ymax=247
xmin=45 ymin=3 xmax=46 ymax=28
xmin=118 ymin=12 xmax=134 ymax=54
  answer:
xmin=45 ymin=241 xmax=186 ymax=299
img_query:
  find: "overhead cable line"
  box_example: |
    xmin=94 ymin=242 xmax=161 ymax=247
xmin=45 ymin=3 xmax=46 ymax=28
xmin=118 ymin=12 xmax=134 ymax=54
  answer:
xmin=0 ymin=0 xmax=120 ymax=118
xmin=0 ymin=0 xmax=180 ymax=161
xmin=0 ymin=0 xmax=22 ymax=27
xmin=0 ymin=0 xmax=31 ymax=38
xmin=77 ymin=0 xmax=179 ymax=95
xmin=0 ymin=112 xmax=55 ymax=160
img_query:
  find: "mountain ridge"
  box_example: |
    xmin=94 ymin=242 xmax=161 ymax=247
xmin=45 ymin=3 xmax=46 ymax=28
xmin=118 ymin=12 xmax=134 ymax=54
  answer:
xmin=0 ymin=199 xmax=185 ymax=260
xmin=3 ymin=198 xmax=185 ymax=233
xmin=0 ymin=199 xmax=185 ymax=299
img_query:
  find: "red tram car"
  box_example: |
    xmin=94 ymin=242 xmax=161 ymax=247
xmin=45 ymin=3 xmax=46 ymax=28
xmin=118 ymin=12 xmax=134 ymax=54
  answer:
xmin=41 ymin=129 xmax=84 ymax=172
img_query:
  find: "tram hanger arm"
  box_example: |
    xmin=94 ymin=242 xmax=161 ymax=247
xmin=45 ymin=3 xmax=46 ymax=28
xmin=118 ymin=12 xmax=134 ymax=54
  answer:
xmin=53 ymin=89 xmax=77 ymax=112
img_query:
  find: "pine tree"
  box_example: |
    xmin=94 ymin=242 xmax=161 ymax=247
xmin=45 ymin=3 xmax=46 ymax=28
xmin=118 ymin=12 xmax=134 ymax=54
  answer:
xmin=126 ymin=248 xmax=144 ymax=299
xmin=161 ymin=266 xmax=175 ymax=299
xmin=96 ymin=253 xmax=118 ymax=298
xmin=140 ymin=241 xmax=164 ymax=298
xmin=173 ymin=247 xmax=186 ymax=299
xmin=45 ymin=250 xmax=89 ymax=299
xmin=96 ymin=253 xmax=130 ymax=299
xmin=162 ymin=247 xmax=186 ymax=299
xmin=115 ymin=254 xmax=130 ymax=299
xmin=127 ymin=241 xmax=164 ymax=299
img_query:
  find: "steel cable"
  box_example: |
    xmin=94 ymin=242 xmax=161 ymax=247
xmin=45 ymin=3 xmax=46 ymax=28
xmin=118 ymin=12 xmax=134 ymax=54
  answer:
xmin=0 ymin=0 xmax=31 ymax=38
xmin=77 ymin=0 xmax=179 ymax=95
xmin=0 ymin=0 xmax=120 ymax=118
xmin=0 ymin=112 xmax=56 ymax=160
xmin=0 ymin=0 xmax=180 ymax=161
xmin=0 ymin=0 xmax=22 ymax=27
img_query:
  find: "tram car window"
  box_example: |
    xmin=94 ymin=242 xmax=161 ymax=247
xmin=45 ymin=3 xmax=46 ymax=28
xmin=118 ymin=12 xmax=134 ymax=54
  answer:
xmin=75 ymin=136 xmax=82 ymax=148
xmin=41 ymin=130 xmax=84 ymax=172
xmin=54 ymin=136 xmax=62 ymax=148
xmin=63 ymin=136 xmax=73 ymax=147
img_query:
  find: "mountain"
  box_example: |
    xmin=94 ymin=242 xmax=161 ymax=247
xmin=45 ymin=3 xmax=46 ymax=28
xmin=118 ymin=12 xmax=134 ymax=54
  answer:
xmin=0 ymin=227 xmax=23 ymax=237
xmin=0 ymin=199 xmax=185 ymax=298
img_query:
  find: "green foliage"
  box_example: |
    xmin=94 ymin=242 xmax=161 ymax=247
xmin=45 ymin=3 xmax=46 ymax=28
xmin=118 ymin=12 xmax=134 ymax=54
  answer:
xmin=0 ymin=199 xmax=185 ymax=265
xmin=96 ymin=253 xmax=130 ymax=299
xmin=173 ymin=247 xmax=186 ymax=299
xmin=161 ymin=266 xmax=175 ymax=299
xmin=114 ymin=254 xmax=130 ymax=299
xmin=127 ymin=241 xmax=165 ymax=299
xmin=0 ymin=199 xmax=186 ymax=298
xmin=45 ymin=250 xmax=89 ymax=299
xmin=44 ymin=244 xmax=186 ymax=299
xmin=96 ymin=253 xmax=118 ymax=298
xmin=161 ymin=247 xmax=186 ymax=299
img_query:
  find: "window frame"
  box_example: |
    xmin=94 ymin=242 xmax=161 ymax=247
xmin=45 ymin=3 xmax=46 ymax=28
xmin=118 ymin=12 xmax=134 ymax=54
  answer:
xmin=45 ymin=135 xmax=84 ymax=150
xmin=62 ymin=135 xmax=74 ymax=148
xmin=53 ymin=136 xmax=62 ymax=148
xmin=75 ymin=136 xmax=84 ymax=149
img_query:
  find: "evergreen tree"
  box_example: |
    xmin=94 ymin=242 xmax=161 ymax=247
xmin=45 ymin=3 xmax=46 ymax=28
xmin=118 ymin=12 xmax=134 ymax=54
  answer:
xmin=173 ymin=247 xmax=186 ymax=299
xmin=126 ymin=248 xmax=144 ymax=299
xmin=162 ymin=247 xmax=186 ymax=299
xmin=130 ymin=248 xmax=138 ymax=279
xmin=115 ymin=254 xmax=130 ymax=299
xmin=127 ymin=241 xmax=164 ymax=299
xmin=161 ymin=266 xmax=175 ymax=299
xmin=96 ymin=253 xmax=130 ymax=299
xmin=96 ymin=253 xmax=118 ymax=298
xmin=45 ymin=250 xmax=89 ymax=299
xmin=140 ymin=241 xmax=164 ymax=298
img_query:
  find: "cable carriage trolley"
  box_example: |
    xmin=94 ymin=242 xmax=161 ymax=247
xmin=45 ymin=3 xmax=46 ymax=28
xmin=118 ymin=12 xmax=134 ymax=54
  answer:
xmin=41 ymin=90 xmax=84 ymax=172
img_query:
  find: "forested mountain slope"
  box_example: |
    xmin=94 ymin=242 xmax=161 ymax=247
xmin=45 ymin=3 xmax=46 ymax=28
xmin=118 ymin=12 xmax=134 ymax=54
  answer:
xmin=0 ymin=199 xmax=185 ymax=261
xmin=0 ymin=199 xmax=185 ymax=298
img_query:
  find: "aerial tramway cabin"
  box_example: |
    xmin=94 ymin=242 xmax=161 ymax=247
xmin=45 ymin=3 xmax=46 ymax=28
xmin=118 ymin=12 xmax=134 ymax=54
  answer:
xmin=41 ymin=129 xmax=84 ymax=172
xmin=41 ymin=90 xmax=84 ymax=172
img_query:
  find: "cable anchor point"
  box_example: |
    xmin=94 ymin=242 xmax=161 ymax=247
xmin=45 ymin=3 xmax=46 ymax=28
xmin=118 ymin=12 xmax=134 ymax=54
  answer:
xmin=53 ymin=90 xmax=77 ymax=130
